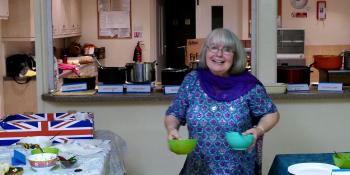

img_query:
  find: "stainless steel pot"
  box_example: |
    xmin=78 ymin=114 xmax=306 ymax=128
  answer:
xmin=126 ymin=62 xmax=156 ymax=83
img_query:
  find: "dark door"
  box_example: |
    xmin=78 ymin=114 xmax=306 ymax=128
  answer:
xmin=164 ymin=0 xmax=196 ymax=69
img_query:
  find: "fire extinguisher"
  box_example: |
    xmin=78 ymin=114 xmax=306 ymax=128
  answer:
xmin=133 ymin=41 xmax=142 ymax=62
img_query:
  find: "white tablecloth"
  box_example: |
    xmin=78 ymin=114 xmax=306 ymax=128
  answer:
xmin=0 ymin=131 xmax=127 ymax=175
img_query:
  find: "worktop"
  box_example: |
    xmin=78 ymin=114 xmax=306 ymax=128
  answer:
xmin=41 ymin=89 xmax=350 ymax=102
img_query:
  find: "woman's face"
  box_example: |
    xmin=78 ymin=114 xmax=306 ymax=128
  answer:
xmin=205 ymin=44 xmax=234 ymax=77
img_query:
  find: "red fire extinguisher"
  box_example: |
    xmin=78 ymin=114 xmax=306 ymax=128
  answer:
xmin=133 ymin=41 xmax=142 ymax=62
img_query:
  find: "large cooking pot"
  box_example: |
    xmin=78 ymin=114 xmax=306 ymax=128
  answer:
xmin=313 ymin=55 xmax=342 ymax=70
xmin=161 ymin=68 xmax=190 ymax=85
xmin=277 ymin=65 xmax=312 ymax=84
xmin=98 ymin=67 xmax=126 ymax=84
xmin=126 ymin=62 xmax=156 ymax=83
xmin=93 ymin=56 xmax=126 ymax=84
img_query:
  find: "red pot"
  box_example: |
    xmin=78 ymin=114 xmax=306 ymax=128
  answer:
xmin=313 ymin=55 xmax=342 ymax=70
xmin=277 ymin=65 xmax=311 ymax=84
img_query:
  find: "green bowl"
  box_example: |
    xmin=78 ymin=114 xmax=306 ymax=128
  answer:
xmin=31 ymin=147 xmax=59 ymax=155
xmin=333 ymin=153 xmax=350 ymax=168
xmin=225 ymin=132 xmax=254 ymax=150
xmin=168 ymin=139 xmax=197 ymax=155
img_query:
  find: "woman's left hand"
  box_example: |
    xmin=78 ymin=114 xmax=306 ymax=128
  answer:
xmin=242 ymin=127 xmax=264 ymax=149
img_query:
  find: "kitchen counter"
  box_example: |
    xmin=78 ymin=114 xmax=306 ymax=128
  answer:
xmin=41 ymin=89 xmax=350 ymax=102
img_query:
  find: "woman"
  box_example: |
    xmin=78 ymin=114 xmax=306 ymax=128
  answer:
xmin=164 ymin=28 xmax=279 ymax=175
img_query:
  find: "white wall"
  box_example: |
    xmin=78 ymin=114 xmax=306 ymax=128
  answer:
xmin=80 ymin=0 xmax=155 ymax=67
xmin=282 ymin=0 xmax=350 ymax=45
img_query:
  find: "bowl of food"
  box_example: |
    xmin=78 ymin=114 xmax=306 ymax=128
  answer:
xmin=225 ymin=132 xmax=254 ymax=150
xmin=333 ymin=152 xmax=350 ymax=168
xmin=58 ymin=155 xmax=78 ymax=169
xmin=168 ymin=139 xmax=197 ymax=155
xmin=19 ymin=136 xmax=52 ymax=148
xmin=31 ymin=147 xmax=59 ymax=155
xmin=28 ymin=153 xmax=57 ymax=172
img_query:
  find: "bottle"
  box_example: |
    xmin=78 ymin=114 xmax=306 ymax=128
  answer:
xmin=63 ymin=55 xmax=68 ymax=64
xmin=133 ymin=42 xmax=142 ymax=62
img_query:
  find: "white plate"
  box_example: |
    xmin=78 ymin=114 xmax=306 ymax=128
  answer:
xmin=288 ymin=163 xmax=339 ymax=175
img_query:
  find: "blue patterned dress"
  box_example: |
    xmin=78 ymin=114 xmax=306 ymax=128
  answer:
xmin=166 ymin=71 xmax=277 ymax=175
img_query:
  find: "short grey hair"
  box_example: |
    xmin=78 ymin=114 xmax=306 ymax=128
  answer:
xmin=197 ymin=28 xmax=247 ymax=74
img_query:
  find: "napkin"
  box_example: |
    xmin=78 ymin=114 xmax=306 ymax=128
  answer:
xmin=11 ymin=150 xmax=26 ymax=166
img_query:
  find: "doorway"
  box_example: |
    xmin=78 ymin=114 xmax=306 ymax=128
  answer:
xmin=163 ymin=0 xmax=196 ymax=69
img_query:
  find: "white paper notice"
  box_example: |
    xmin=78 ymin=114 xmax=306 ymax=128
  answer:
xmin=99 ymin=11 xmax=130 ymax=29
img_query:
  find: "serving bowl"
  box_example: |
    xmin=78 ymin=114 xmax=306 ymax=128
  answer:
xmin=225 ymin=132 xmax=254 ymax=150
xmin=19 ymin=136 xmax=52 ymax=148
xmin=333 ymin=152 xmax=350 ymax=168
xmin=31 ymin=147 xmax=59 ymax=155
xmin=28 ymin=153 xmax=57 ymax=172
xmin=168 ymin=139 xmax=197 ymax=155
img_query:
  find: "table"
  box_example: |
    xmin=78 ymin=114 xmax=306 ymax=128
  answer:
xmin=268 ymin=153 xmax=336 ymax=175
xmin=0 ymin=131 xmax=127 ymax=175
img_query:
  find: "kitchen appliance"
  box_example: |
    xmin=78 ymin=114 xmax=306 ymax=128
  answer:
xmin=98 ymin=67 xmax=126 ymax=84
xmin=313 ymin=55 xmax=342 ymax=70
xmin=277 ymin=65 xmax=312 ymax=84
xmin=277 ymin=29 xmax=309 ymax=84
xmin=125 ymin=62 xmax=156 ymax=83
xmin=93 ymin=56 xmax=126 ymax=84
xmin=161 ymin=68 xmax=190 ymax=85
xmin=319 ymin=69 xmax=350 ymax=85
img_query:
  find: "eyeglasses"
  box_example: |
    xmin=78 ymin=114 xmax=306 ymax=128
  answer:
xmin=207 ymin=45 xmax=234 ymax=55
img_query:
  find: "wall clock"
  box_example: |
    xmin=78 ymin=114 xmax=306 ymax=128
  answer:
xmin=289 ymin=0 xmax=308 ymax=9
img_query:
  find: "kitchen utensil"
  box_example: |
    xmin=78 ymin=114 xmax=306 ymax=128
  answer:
xmin=313 ymin=55 xmax=342 ymax=70
xmin=161 ymin=68 xmax=190 ymax=85
xmin=28 ymin=153 xmax=58 ymax=172
xmin=31 ymin=147 xmax=59 ymax=155
xmin=93 ymin=56 xmax=126 ymax=84
xmin=341 ymin=51 xmax=350 ymax=70
xmin=288 ymin=163 xmax=339 ymax=175
xmin=168 ymin=139 xmax=197 ymax=155
xmin=50 ymin=131 xmax=62 ymax=140
xmin=125 ymin=61 xmax=156 ymax=83
xmin=277 ymin=64 xmax=313 ymax=84
xmin=225 ymin=132 xmax=254 ymax=150
xmin=333 ymin=152 xmax=350 ymax=168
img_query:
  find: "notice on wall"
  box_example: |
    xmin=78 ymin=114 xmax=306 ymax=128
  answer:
xmin=97 ymin=0 xmax=131 ymax=39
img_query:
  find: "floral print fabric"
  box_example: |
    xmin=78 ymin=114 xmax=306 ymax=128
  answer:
xmin=166 ymin=71 xmax=277 ymax=175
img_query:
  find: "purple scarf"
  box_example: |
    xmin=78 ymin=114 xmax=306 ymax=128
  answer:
xmin=198 ymin=69 xmax=262 ymax=102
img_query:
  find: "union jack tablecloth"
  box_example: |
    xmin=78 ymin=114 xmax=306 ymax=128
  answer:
xmin=0 ymin=112 xmax=94 ymax=146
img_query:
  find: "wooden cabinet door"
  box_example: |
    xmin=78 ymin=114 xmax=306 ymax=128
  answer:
xmin=0 ymin=0 xmax=9 ymax=20
xmin=52 ymin=0 xmax=81 ymax=38
xmin=1 ymin=0 xmax=35 ymax=41
xmin=4 ymin=79 xmax=37 ymax=115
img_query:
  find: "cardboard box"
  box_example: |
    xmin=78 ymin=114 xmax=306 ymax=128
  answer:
xmin=186 ymin=38 xmax=205 ymax=67
xmin=0 ymin=112 xmax=94 ymax=146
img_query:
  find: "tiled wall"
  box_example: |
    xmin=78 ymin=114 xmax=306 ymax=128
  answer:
xmin=305 ymin=45 xmax=350 ymax=82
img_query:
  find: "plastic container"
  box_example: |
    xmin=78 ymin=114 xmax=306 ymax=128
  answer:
xmin=168 ymin=139 xmax=197 ymax=155
xmin=225 ymin=132 xmax=254 ymax=150
xmin=333 ymin=152 xmax=350 ymax=169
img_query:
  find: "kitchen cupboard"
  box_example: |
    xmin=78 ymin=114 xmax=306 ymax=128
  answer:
xmin=52 ymin=0 xmax=81 ymax=38
xmin=0 ymin=0 xmax=9 ymax=20
xmin=1 ymin=0 xmax=81 ymax=41
xmin=3 ymin=78 xmax=37 ymax=115
xmin=1 ymin=0 xmax=35 ymax=41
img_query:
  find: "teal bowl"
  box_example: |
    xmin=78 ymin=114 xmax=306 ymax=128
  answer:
xmin=168 ymin=139 xmax=197 ymax=155
xmin=225 ymin=132 xmax=254 ymax=150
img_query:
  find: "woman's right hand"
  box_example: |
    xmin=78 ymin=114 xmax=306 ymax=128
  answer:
xmin=167 ymin=128 xmax=181 ymax=140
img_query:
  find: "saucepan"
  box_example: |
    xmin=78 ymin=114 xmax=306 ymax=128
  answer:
xmin=94 ymin=57 xmax=126 ymax=84
xmin=125 ymin=61 xmax=156 ymax=83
